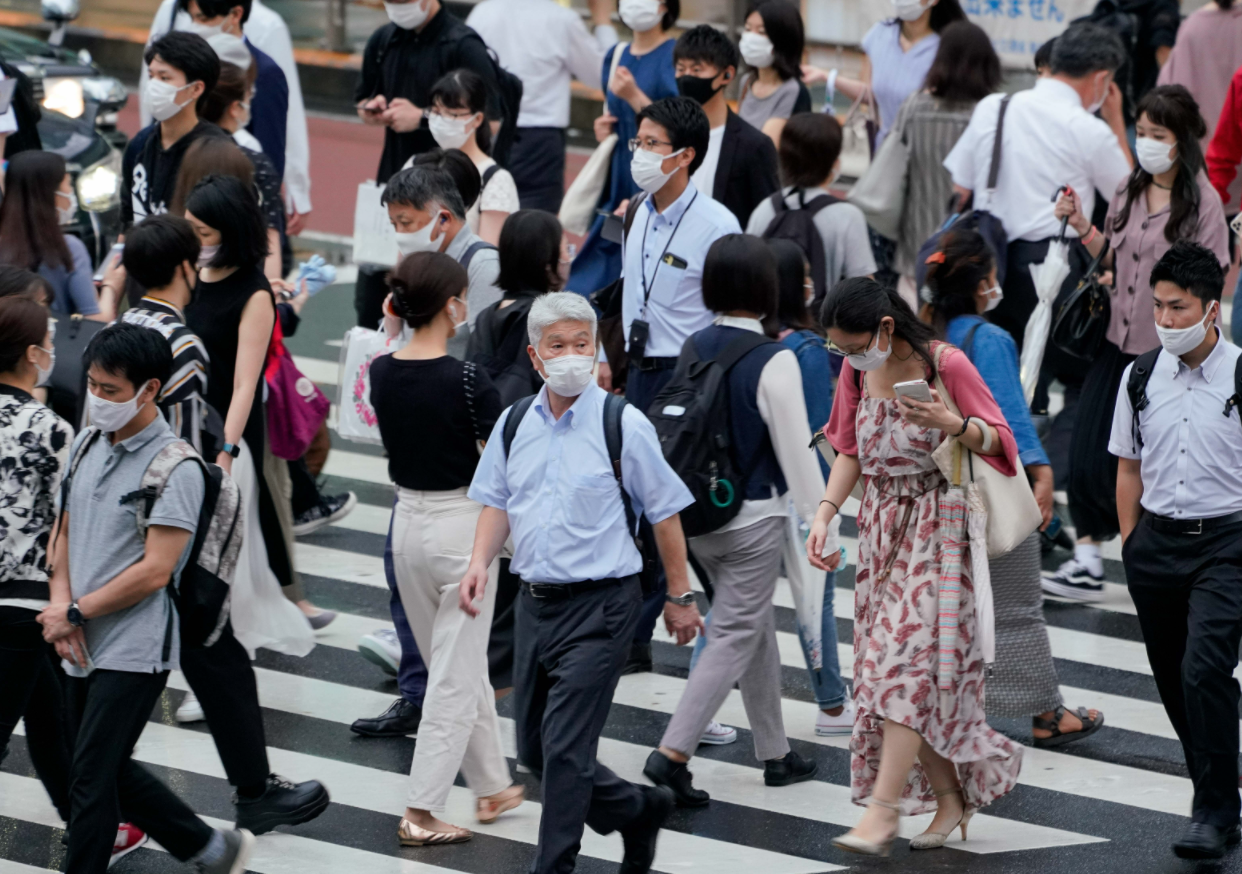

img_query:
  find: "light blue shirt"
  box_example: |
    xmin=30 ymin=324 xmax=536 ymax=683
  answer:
xmin=617 ymin=180 xmax=742 ymax=360
xmin=861 ymin=20 xmax=939 ymax=149
xmin=469 ymin=383 xmax=693 ymax=583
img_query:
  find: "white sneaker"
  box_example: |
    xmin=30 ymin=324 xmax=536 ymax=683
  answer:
xmin=175 ymin=690 xmax=205 ymax=724
xmin=699 ymin=720 xmax=738 ymax=745
xmin=815 ymin=702 xmax=854 ymax=737
xmin=358 ymin=629 xmax=401 ymax=676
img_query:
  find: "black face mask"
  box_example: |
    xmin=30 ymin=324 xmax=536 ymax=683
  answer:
xmin=677 ymin=73 xmax=726 ymax=106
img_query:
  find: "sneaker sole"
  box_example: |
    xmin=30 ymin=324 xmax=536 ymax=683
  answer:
xmin=107 ymin=834 xmax=149 ymax=869
xmin=174 ymin=708 xmax=205 ymax=724
xmin=814 ymin=725 xmax=853 ymax=737
xmin=236 ymin=789 xmax=331 ymax=835
xmin=358 ymin=642 xmax=399 ymax=676
xmin=697 ymin=732 xmax=738 ymax=746
xmin=1040 ymin=576 xmax=1106 ymax=602
xmin=229 ymin=829 xmax=256 ymax=874
xmin=764 ymin=762 xmax=819 ymax=787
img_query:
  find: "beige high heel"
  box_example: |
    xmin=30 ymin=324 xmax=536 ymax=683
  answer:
xmin=832 ymin=798 xmax=901 ymax=856
xmin=909 ymin=787 xmax=974 ymax=850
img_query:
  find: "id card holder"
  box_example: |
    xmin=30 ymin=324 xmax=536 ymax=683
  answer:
xmin=628 ymin=318 xmax=650 ymax=363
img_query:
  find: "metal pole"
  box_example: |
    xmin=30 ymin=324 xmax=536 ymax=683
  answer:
xmin=325 ymin=0 xmax=347 ymax=53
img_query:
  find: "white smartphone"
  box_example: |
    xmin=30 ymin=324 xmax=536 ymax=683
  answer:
xmin=893 ymin=379 xmax=933 ymax=403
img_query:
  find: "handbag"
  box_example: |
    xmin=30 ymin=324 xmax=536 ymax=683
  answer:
xmin=558 ymin=43 xmax=628 ymax=235
xmin=837 ymin=87 xmax=878 ymax=181
xmin=930 ymin=344 xmax=1041 ymax=557
xmin=352 ymin=180 xmax=399 ymax=268
xmin=265 ymin=321 xmax=330 ymax=460
xmin=847 ymin=105 xmax=909 ymax=240
xmin=588 ymin=192 xmax=646 ymax=393
xmin=335 ymin=325 xmax=399 ymax=445
xmin=1051 ymin=242 xmax=1111 ymax=360
xmin=47 ymin=313 xmax=104 ymax=431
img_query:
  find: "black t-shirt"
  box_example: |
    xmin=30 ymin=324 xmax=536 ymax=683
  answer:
xmin=369 ymin=354 xmax=502 ymax=490
xmin=354 ymin=10 xmax=501 ymax=182
xmin=121 ymin=120 xmax=228 ymax=227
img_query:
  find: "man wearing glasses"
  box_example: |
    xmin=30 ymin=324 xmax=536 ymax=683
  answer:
xmin=595 ymin=95 xmax=741 ymax=675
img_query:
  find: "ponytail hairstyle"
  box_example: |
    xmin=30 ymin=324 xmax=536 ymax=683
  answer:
xmin=388 ymin=251 xmax=468 ymax=329
xmin=922 ymin=228 xmax=995 ymax=337
xmin=820 ymin=276 xmax=937 ymax=377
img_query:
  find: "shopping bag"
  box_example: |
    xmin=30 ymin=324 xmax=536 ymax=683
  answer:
xmin=837 ymin=89 xmax=878 ymax=181
xmin=336 ymin=326 xmax=398 ymax=445
xmin=353 ymin=180 xmax=398 ymax=268
xmin=847 ymin=117 xmax=908 ymax=239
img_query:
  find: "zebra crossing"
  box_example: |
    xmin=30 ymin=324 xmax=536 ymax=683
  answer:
xmin=2 ymin=288 xmax=1238 ymax=874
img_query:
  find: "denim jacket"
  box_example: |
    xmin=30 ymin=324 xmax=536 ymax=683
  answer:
xmin=780 ymin=328 xmax=841 ymax=478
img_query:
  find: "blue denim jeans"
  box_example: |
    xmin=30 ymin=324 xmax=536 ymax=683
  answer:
xmin=689 ymin=571 xmax=848 ymax=710
xmin=386 ymin=506 xmax=427 ymax=706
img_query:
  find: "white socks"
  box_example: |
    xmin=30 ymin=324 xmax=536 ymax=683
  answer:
xmin=1074 ymin=543 xmax=1103 ymax=577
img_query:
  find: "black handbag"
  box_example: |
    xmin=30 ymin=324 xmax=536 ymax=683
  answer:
xmin=1051 ymin=242 xmax=1111 ymax=361
xmin=48 ymin=314 xmax=104 ymax=430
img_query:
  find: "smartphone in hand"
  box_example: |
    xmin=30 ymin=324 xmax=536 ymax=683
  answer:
xmin=893 ymin=379 xmax=932 ymax=403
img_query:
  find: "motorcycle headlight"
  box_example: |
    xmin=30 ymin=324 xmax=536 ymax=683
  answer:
xmin=81 ymin=77 xmax=128 ymax=106
xmin=76 ymin=150 xmax=122 ymax=212
xmin=42 ymin=78 xmax=84 ymax=119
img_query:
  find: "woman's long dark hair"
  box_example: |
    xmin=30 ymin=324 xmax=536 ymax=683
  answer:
xmin=498 ymin=210 xmax=563 ymax=295
xmin=1111 ymin=85 xmax=1208 ymax=244
xmin=0 ymin=151 xmax=71 ymax=271
xmin=769 ymin=238 xmax=817 ymax=333
xmin=922 ymin=228 xmax=995 ymax=338
xmin=928 ymin=0 xmax=966 ymax=32
xmin=429 ymin=68 xmax=493 ymax=155
xmin=184 ymin=174 xmax=269 ymax=270
xmin=820 ymin=276 xmax=937 ymax=377
xmin=748 ymin=0 xmax=804 ymax=81
xmin=923 ymin=21 xmax=1001 ymax=103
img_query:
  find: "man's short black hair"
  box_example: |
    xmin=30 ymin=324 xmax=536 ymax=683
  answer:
xmin=1033 ymin=37 xmax=1056 ymax=71
xmin=674 ymin=25 xmax=738 ymax=73
xmin=144 ymin=31 xmax=220 ymax=113
xmin=779 ymin=112 xmax=842 ymax=187
xmin=84 ymin=322 xmax=173 ymax=393
xmin=177 ymin=0 xmax=252 ymax=23
xmin=1149 ymin=240 xmax=1225 ymax=305
xmin=411 ymin=148 xmax=481 ymax=212
xmin=382 ymin=166 xmax=467 ymax=221
xmin=123 ymin=215 xmax=201 ymax=290
xmin=636 ymin=97 xmax=711 ymax=176
xmin=1049 ymin=23 xmax=1125 ymax=78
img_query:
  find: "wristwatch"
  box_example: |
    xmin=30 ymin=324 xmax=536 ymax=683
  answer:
xmin=67 ymin=601 xmax=87 ymax=627
xmin=221 ymin=442 xmax=241 ymax=458
xmin=665 ymin=591 xmax=696 ymax=607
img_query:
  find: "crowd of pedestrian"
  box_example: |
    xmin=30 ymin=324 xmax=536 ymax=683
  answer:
xmin=1 ymin=0 xmax=1242 ymax=871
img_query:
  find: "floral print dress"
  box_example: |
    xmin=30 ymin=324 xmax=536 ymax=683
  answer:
xmin=829 ymin=344 xmax=1023 ymax=814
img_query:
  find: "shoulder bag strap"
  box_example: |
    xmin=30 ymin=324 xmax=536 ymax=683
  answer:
xmin=463 ymin=361 xmax=483 ymax=444
xmin=961 ymin=322 xmax=984 ymax=359
xmin=607 ymin=42 xmax=628 ymax=94
xmin=602 ymin=393 xmax=640 ymax=537
xmin=1126 ymin=347 xmax=1162 ymax=451
xmin=986 ymin=94 xmax=1014 ymax=195
xmin=623 ymin=191 xmax=647 ymax=237
xmin=502 ymin=394 xmax=537 ymax=459
xmin=459 ymin=240 xmax=497 ymax=270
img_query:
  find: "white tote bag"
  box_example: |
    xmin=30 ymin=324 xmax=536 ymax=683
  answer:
xmin=336 ymin=326 xmax=398 ymax=445
xmin=558 ymin=43 xmax=628 ymax=235
xmin=353 ymin=180 xmax=399 ymax=268
xmin=847 ymin=112 xmax=909 ymax=240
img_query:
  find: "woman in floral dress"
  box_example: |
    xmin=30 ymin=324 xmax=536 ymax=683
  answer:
xmin=807 ymin=277 xmax=1023 ymax=855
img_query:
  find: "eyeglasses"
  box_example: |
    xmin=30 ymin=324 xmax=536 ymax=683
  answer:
xmin=428 ymin=107 xmax=475 ymax=120
xmin=627 ymin=137 xmax=674 ymax=153
xmin=825 ymin=330 xmax=875 ymax=357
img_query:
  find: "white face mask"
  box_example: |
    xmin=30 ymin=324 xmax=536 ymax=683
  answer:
xmin=384 ymin=0 xmax=430 ymax=29
xmin=1156 ymin=305 xmax=1216 ymax=357
xmin=185 ymin=18 xmax=226 ymax=37
xmin=847 ymin=328 xmax=892 ymax=372
xmin=395 ymin=212 xmax=446 ymax=258
xmin=147 ymin=78 xmax=195 ymax=122
xmin=1085 ymin=74 xmax=1108 ymax=114
xmin=33 ymin=346 xmax=54 ymax=388
xmin=739 ymin=31 xmax=774 ymax=68
xmin=619 ymin=0 xmax=663 ymax=32
xmin=56 ymin=190 xmax=77 ymax=225
xmin=88 ymin=381 xmax=151 ymax=433
xmin=235 ymin=100 xmax=251 ymax=128
xmin=429 ymin=113 xmax=476 ymax=150
xmin=449 ymin=297 xmax=468 ymax=332
xmin=891 ymin=0 xmax=929 ymax=21
xmin=537 ymin=353 xmax=596 ymax=397
xmin=197 ymin=243 xmax=219 ymax=268
xmin=983 ymin=284 xmax=1003 ymax=312
xmin=1135 ymin=137 xmax=1176 ymax=176
xmin=630 ymin=146 xmax=685 ymax=195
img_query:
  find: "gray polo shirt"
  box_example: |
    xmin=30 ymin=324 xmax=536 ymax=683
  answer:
xmin=64 ymin=415 xmax=203 ymax=677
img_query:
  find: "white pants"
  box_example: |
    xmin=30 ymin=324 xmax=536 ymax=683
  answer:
xmin=393 ymin=487 xmax=510 ymax=811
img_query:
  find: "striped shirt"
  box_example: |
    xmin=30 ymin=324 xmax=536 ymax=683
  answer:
xmin=120 ymin=297 xmax=212 ymax=452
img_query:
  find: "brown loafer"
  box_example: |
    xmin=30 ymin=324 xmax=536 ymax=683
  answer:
xmin=397 ymin=819 xmax=472 ymax=846
xmin=476 ymin=786 xmax=525 ymax=824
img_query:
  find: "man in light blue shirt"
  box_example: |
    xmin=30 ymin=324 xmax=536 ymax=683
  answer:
xmin=461 ymin=293 xmax=699 ymax=874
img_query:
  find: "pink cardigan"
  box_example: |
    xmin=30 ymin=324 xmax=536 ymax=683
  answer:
xmin=826 ymin=341 xmax=1019 ymax=476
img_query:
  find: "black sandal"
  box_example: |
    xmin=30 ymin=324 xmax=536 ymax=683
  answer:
xmin=1033 ymin=705 xmax=1105 ymax=748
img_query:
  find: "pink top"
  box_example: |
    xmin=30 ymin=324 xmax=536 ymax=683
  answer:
xmin=1103 ymin=172 xmax=1229 ymax=355
xmin=826 ymin=342 xmax=1018 ymax=476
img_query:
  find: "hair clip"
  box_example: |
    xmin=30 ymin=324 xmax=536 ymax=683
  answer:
xmin=925 ymin=251 xmax=946 ymax=265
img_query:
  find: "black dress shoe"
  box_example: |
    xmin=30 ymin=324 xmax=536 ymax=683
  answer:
xmin=763 ymin=750 xmax=818 ymax=787
xmin=643 ymin=750 xmax=709 ymax=807
xmin=234 ymin=775 xmax=330 ymax=835
xmin=619 ymin=786 xmax=674 ymax=874
xmin=350 ymin=699 xmax=421 ymax=738
xmin=622 ymin=642 xmax=653 ymax=675
xmin=1173 ymin=822 xmax=1238 ymax=859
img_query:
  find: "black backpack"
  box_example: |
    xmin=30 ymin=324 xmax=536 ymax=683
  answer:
xmin=467 ymin=296 xmax=540 ymax=407
xmin=760 ymin=188 xmax=838 ymax=311
xmin=1124 ymin=347 xmax=1242 ymax=453
xmin=1074 ymin=0 xmax=1140 ymax=120
xmin=502 ymin=392 xmax=657 ymax=592
xmin=646 ymin=332 xmax=774 ymax=537
xmin=441 ymin=32 xmax=523 ymax=168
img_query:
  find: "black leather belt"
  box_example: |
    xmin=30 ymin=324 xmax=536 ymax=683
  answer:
xmin=1148 ymin=509 xmax=1242 ymax=535
xmin=634 ymin=356 xmax=678 ymax=372
xmin=520 ymin=578 xmax=623 ymax=600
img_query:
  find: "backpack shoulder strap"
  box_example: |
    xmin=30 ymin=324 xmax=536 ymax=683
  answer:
xmin=122 ymin=441 xmax=201 ymax=537
xmin=961 ymin=321 xmax=984 ymax=359
xmin=767 ymin=190 xmax=788 ymax=217
xmin=714 ymin=331 xmax=773 ymax=374
xmin=987 ymin=94 xmax=1014 ymax=192
xmin=1126 ymin=347 xmax=1162 ymax=450
xmin=801 ymin=192 xmax=840 ymax=216
xmin=623 ymin=191 xmax=647 ymax=237
xmin=602 ymin=393 xmax=639 ymax=536
xmin=459 ymin=240 xmax=498 ymax=271
xmin=502 ymin=394 xmax=537 ymax=459
xmin=57 ymin=426 xmax=104 ymax=541
xmin=481 ymin=164 xmax=500 ymax=188
xmin=1226 ymin=351 xmax=1242 ymax=423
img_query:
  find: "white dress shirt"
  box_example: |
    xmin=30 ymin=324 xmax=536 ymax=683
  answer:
xmin=690 ymin=124 xmax=725 ymax=201
xmin=616 ymin=181 xmax=742 ymax=361
xmin=1108 ymin=333 xmax=1242 ymax=519
xmin=470 ymin=383 xmax=693 ymax=584
xmin=943 ymin=78 xmax=1130 ymax=242
xmin=142 ymin=0 xmax=313 ymax=214
xmin=467 ymin=0 xmax=617 ymax=129
xmin=0 ymin=71 xmax=18 ymax=136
